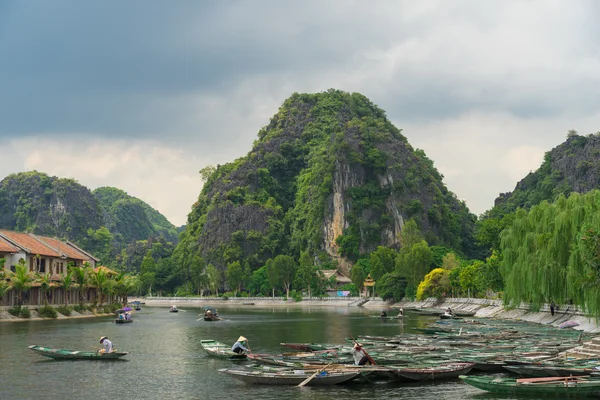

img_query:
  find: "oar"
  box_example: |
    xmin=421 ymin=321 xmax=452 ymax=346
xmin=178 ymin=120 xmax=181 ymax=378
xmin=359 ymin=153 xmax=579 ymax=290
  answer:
xmin=349 ymin=334 xmax=377 ymax=366
xmin=297 ymin=362 xmax=333 ymax=387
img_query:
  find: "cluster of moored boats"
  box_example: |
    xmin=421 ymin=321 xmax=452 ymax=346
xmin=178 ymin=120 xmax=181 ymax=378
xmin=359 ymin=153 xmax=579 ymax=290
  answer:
xmin=203 ymin=313 xmax=600 ymax=395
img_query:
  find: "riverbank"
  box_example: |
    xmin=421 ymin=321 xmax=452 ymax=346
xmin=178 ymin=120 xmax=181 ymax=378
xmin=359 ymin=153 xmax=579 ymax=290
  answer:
xmin=0 ymin=308 xmax=115 ymax=322
xmin=3 ymin=296 xmax=599 ymax=333
xmin=398 ymin=298 xmax=600 ymax=333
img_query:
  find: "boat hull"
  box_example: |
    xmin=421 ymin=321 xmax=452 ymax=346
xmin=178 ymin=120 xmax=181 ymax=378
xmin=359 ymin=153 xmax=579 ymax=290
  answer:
xmin=28 ymin=345 xmax=128 ymax=360
xmin=219 ymin=368 xmax=359 ymax=385
xmin=394 ymin=363 xmax=475 ymax=381
xmin=115 ymin=319 xmax=133 ymax=324
xmin=460 ymin=375 xmax=600 ymax=397
xmin=200 ymin=340 xmax=247 ymax=360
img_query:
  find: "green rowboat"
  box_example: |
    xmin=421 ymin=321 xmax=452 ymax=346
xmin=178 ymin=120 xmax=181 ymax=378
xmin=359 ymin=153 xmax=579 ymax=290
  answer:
xmin=460 ymin=375 xmax=600 ymax=397
xmin=28 ymin=345 xmax=129 ymax=360
xmin=200 ymin=340 xmax=247 ymax=360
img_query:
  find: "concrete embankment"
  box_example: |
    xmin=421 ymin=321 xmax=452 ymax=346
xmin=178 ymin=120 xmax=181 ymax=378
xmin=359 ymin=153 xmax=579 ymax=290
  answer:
xmin=132 ymin=296 xmax=388 ymax=309
xmin=398 ymin=298 xmax=600 ymax=333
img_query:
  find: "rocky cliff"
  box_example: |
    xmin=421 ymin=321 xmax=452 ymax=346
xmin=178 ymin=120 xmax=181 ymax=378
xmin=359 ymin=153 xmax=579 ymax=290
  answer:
xmin=176 ymin=90 xmax=477 ymax=273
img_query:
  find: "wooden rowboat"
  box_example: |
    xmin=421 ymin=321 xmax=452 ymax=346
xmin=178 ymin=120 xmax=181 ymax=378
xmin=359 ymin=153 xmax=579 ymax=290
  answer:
xmin=200 ymin=340 xmax=247 ymax=360
xmin=218 ymin=368 xmax=360 ymax=386
xmin=393 ymin=362 xmax=475 ymax=381
xmin=28 ymin=345 xmax=129 ymax=360
xmin=115 ymin=319 xmax=133 ymax=324
xmin=460 ymin=375 xmax=600 ymax=397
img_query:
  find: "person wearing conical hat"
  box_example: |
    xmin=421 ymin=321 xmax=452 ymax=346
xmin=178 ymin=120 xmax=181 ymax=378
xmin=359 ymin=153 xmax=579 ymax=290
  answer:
xmin=231 ymin=336 xmax=250 ymax=354
xmin=99 ymin=336 xmax=113 ymax=354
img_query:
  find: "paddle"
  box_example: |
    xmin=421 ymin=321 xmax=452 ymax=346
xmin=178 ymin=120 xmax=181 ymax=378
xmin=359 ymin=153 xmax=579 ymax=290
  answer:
xmin=297 ymin=362 xmax=333 ymax=387
xmin=349 ymin=334 xmax=377 ymax=366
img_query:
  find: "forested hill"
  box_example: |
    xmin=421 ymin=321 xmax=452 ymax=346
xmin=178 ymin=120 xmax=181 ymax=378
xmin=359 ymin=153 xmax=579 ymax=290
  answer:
xmin=475 ymin=132 xmax=600 ymax=252
xmin=0 ymin=171 xmax=178 ymax=265
xmin=492 ymin=133 xmax=600 ymax=216
xmin=174 ymin=89 xmax=478 ymax=276
xmin=93 ymin=187 xmax=178 ymax=243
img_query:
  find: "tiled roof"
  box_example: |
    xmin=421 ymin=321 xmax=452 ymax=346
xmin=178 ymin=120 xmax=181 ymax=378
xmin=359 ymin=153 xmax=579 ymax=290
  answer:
xmin=321 ymin=269 xmax=352 ymax=283
xmin=0 ymin=236 xmax=19 ymax=253
xmin=31 ymin=234 xmax=89 ymax=261
xmin=0 ymin=230 xmax=62 ymax=257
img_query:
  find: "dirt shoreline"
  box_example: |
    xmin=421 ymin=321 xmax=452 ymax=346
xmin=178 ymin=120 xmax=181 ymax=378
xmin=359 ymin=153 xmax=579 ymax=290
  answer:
xmin=0 ymin=309 xmax=114 ymax=323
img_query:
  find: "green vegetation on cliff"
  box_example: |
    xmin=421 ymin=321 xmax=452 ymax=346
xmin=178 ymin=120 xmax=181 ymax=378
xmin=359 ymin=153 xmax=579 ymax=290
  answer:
xmin=173 ymin=89 xmax=478 ymax=290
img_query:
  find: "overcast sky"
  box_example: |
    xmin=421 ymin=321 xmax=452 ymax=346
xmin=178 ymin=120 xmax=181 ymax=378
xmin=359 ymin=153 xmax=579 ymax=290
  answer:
xmin=2 ymin=1 xmax=599 ymax=226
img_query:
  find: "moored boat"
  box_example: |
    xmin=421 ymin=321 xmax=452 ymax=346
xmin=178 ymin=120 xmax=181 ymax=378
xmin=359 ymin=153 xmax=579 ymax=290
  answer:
xmin=200 ymin=340 xmax=247 ymax=360
xmin=28 ymin=345 xmax=129 ymax=360
xmin=218 ymin=368 xmax=360 ymax=385
xmin=392 ymin=362 xmax=475 ymax=381
xmin=460 ymin=375 xmax=600 ymax=397
xmin=115 ymin=318 xmax=133 ymax=324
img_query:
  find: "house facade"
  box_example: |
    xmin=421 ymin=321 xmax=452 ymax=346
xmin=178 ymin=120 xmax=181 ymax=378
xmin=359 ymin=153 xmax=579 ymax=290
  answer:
xmin=0 ymin=229 xmax=101 ymax=308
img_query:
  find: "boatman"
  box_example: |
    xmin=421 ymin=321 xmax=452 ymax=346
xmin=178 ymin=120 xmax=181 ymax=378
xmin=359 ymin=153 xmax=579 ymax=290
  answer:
xmin=99 ymin=336 xmax=113 ymax=354
xmin=231 ymin=336 xmax=250 ymax=354
xmin=351 ymin=342 xmax=371 ymax=365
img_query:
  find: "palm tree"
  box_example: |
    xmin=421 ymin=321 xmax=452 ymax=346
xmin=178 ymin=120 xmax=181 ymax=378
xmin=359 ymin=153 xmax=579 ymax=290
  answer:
xmin=36 ymin=273 xmax=51 ymax=306
xmin=88 ymin=267 xmax=109 ymax=306
xmin=0 ymin=279 xmax=11 ymax=306
xmin=114 ymin=273 xmax=139 ymax=305
xmin=72 ymin=266 xmax=88 ymax=306
xmin=60 ymin=271 xmax=74 ymax=306
xmin=9 ymin=261 xmax=34 ymax=306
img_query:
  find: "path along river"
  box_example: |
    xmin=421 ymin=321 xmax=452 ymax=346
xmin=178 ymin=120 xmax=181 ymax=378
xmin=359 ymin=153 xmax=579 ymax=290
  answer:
xmin=2 ymin=305 xmax=530 ymax=400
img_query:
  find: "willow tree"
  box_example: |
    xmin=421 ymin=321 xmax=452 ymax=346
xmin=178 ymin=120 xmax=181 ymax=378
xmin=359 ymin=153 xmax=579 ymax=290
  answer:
xmin=500 ymin=191 xmax=600 ymax=315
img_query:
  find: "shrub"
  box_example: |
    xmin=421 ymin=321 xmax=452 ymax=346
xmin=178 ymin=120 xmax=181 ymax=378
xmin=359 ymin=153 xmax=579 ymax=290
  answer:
xmin=8 ymin=306 xmax=31 ymax=318
xmin=37 ymin=306 xmax=58 ymax=318
xmin=290 ymin=290 xmax=303 ymax=302
xmin=8 ymin=306 xmax=21 ymax=317
xmin=73 ymin=304 xmax=87 ymax=312
xmin=56 ymin=305 xmax=72 ymax=316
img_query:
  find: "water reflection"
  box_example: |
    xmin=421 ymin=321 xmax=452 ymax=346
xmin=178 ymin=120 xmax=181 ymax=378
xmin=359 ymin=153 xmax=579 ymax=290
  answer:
xmin=1 ymin=306 xmax=517 ymax=400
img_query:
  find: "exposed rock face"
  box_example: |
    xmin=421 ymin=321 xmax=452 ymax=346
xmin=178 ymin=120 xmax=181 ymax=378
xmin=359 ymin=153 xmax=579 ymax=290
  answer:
xmin=177 ymin=90 xmax=477 ymax=272
xmin=493 ymin=134 xmax=600 ymax=213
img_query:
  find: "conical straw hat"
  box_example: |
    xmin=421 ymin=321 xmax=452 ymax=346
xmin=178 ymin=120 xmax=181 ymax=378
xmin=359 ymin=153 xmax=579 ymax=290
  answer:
xmin=238 ymin=336 xmax=247 ymax=342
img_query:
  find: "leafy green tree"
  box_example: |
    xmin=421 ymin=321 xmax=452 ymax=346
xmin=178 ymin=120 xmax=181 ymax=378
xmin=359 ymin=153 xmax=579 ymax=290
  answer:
xmin=272 ymin=255 xmax=298 ymax=298
xmin=350 ymin=259 xmax=368 ymax=295
xmin=477 ymin=250 xmax=504 ymax=295
xmin=416 ymin=268 xmax=450 ymax=300
xmin=377 ymin=272 xmax=407 ymax=302
xmin=500 ymin=192 xmax=600 ymax=313
xmin=206 ymin=264 xmax=221 ymax=296
xmin=139 ymin=251 xmax=156 ymax=295
xmin=189 ymin=255 xmax=207 ymax=295
xmin=294 ymin=251 xmax=321 ymax=298
xmin=396 ymin=240 xmax=433 ymax=299
xmin=226 ymin=261 xmax=244 ymax=296
xmin=459 ymin=262 xmax=481 ymax=297
xmin=266 ymin=258 xmax=279 ymax=297
xmin=248 ymin=266 xmax=270 ymax=296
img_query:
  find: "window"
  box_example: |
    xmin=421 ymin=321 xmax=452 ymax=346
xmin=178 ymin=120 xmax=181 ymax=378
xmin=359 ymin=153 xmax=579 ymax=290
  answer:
xmin=39 ymin=259 xmax=46 ymax=273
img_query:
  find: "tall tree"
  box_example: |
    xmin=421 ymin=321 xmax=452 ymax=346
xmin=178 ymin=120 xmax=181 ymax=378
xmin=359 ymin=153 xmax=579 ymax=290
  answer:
xmin=273 ymin=255 xmax=298 ymax=298
xmin=225 ymin=261 xmax=243 ymax=296
xmin=206 ymin=264 xmax=221 ymax=296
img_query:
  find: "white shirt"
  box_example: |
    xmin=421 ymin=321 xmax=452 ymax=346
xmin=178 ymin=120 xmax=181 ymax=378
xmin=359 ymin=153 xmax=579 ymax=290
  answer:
xmin=103 ymin=339 xmax=113 ymax=353
xmin=351 ymin=347 xmax=366 ymax=365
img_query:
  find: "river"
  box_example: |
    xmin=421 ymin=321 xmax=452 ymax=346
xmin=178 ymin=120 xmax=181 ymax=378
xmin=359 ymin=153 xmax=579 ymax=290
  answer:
xmin=1 ymin=305 xmax=520 ymax=399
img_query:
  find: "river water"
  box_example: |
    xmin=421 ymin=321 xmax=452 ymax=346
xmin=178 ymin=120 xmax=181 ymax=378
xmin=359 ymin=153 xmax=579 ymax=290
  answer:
xmin=1 ymin=305 xmax=521 ymax=400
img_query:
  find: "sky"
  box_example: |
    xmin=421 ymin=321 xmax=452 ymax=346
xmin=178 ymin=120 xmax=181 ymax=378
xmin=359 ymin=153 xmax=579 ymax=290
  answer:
xmin=2 ymin=1 xmax=600 ymax=226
